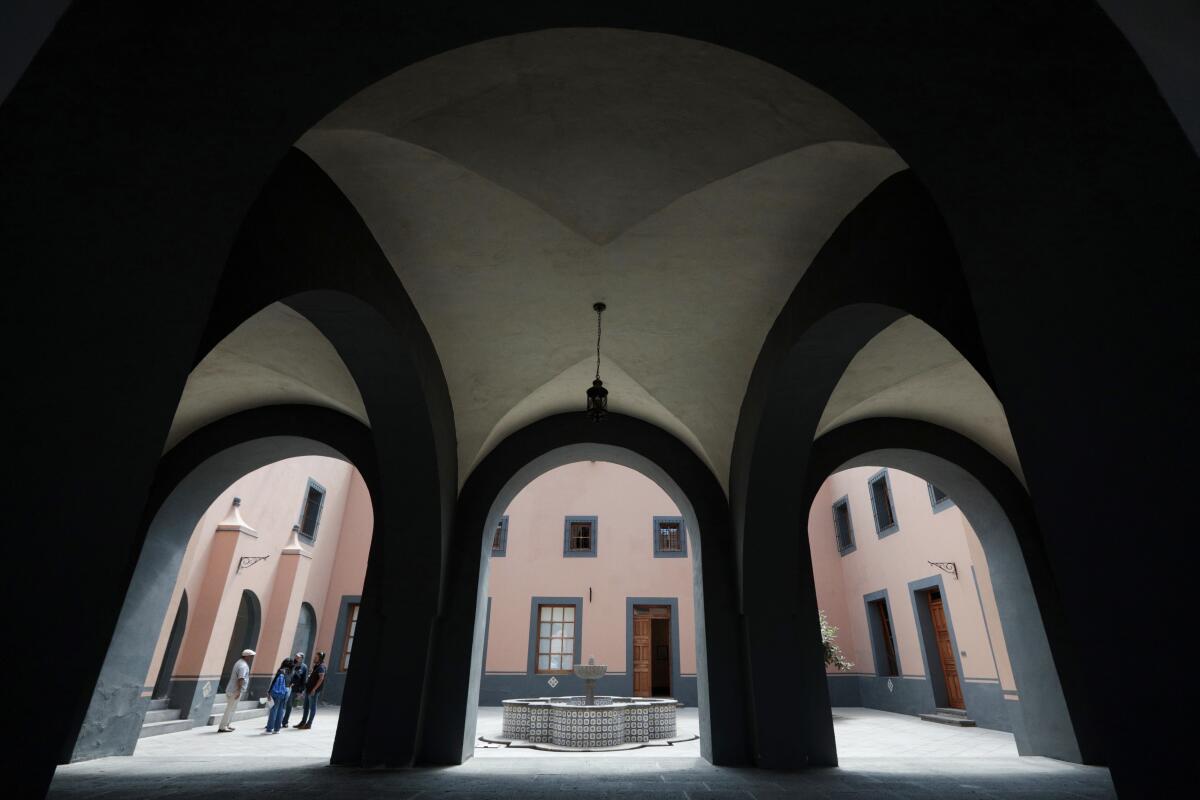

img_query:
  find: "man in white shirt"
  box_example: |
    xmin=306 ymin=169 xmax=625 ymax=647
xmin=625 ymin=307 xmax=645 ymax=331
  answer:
xmin=217 ymin=648 xmax=255 ymax=732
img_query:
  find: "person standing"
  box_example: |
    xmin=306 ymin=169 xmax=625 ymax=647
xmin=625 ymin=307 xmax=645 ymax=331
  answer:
xmin=282 ymin=652 xmax=307 ymax=728
xmin=295 ymin=651 xmax=326 ymax=730
xmin=263 ymin=658 xmax=293 ymax=734
xmin=217 ymin=648 xmax=254 ymax=732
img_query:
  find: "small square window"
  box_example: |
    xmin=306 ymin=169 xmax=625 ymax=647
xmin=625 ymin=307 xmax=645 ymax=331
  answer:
xmin=653 ymin=516 xmax=687 ymax=557
xmin=928 ymin=483 xmax=954 ymax=513
xmin=563 ymin=516 xmax=597 ymax=557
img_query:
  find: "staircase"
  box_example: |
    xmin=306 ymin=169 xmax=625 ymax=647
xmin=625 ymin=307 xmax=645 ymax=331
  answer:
xmin=139 ymin=698 xmax=196 ymax=738
xmin=205 ymin=693 xmax=269 ymax=727
xmin=919 ymin=707 xmax=977 ymax=727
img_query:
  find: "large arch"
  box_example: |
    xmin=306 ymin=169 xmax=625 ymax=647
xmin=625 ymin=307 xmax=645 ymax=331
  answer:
xmin=5 ymin=6 xmax=1196 ymax=796
xmin=422 ymin=412 xmax=749 ymax=766
xmin=152 ymin=592 xmax=188 ymax=701
xmin=802 ymin=417 xmax=1102 ymax=764
xmin=69 ymin=405 xmax=377 ymax=761
xmin=728 ymin=169 xmax=990 ymax=768
xmin=67 ymin=152 xmax=459 ymax=771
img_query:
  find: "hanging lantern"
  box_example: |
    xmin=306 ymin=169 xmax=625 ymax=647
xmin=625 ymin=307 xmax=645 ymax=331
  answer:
xmin=586 ymin=302 xmax=609 ymax=422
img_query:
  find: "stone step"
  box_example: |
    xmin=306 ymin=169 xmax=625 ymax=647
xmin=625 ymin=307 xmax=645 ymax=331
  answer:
xmin=936 ymin=707 xmax=969 ymax=718
xmin=206 ymin=706 xmax=269 ymax=726
xmin=142 ymin=708 xmax=184 ymax=724
xmin=920 ymin=712 xmax=977 ymax=727
xmin=146 ymin=698 xmax=171 ymax=711
xmin=138 ymin=719 xmax=196 ymax=738
xmin=210 ymin=699 xmax=261 ymax=713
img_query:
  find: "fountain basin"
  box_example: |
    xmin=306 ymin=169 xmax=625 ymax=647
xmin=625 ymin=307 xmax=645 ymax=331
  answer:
xmin=500 ymin=696 xmax=679 ymax=747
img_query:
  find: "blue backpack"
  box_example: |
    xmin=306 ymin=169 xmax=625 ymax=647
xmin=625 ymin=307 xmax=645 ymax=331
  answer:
xmin=270 ymin=672 xmax=288 ymax=698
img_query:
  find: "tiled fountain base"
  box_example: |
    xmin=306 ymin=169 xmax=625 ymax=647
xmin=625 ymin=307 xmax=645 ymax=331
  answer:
xmin=487 ymin=696 xmax=696 ymax=751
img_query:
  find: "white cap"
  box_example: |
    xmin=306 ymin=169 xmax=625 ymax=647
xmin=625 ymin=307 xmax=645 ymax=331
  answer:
xmin=241 ymin=649 xmax=256 ymax=657
xmin=295 ymin=652 xmax=305 ymax=659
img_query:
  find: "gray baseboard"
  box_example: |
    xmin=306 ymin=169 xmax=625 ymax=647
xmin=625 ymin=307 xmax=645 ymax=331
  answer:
xmin=825 ymin=673 xmax=1018 ymax=735
xmin=479 ymin=673 xmax=698 ymax=707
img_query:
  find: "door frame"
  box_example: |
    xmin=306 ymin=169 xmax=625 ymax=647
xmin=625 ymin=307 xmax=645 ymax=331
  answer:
xmin=908 ymin=575 xmax=966 ymax=711
xmin=625 ymin=597 xmax=681 ymax=699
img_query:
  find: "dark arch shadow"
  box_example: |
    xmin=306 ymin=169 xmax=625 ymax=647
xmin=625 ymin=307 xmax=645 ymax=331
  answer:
xmin=67 ymin=150 xmax=460 ymax=771
xmin=69 ymin=405 xmax=378 ymax=761
xmin=204 ymin=151 xmax=458 ymax=770
xmin=422 ymin=412 xmax=750 ymax=766
xmin=728 ymin=170 xmax=991 ymax=768
xmin=802 ymin=417 xmax=1103 ymax=765
xmin=152 ymin=591 xmax=188 ymax=701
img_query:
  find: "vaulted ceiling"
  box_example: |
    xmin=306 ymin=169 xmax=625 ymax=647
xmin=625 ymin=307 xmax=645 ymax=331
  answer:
xmin=169 ymin=29 xmax=1020 ymax=490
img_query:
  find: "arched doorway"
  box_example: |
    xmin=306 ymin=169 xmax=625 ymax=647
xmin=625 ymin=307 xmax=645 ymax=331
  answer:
xmin=291 ymin=603 xmax=317 ymax=663
xmin=219 ymin=591 xmax=262 ymax=691
xmin=152 ymin=593 xmax=188 ymax=700
xmin=422 ymin=412 xmax=748 ymax=766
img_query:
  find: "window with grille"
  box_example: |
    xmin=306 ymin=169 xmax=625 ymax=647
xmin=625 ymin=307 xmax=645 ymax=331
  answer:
xmin=832 ymin=497 xmax=855 ymax=555
xmin=339 ymin=603 xmax=359 ymax=672
xmin=491 ymin=516 xmax=508 ymax=557
xmin=927 ymin=483 xmax=954 ymax=512
xmin=868 ymin=469 xmax=899 ymax=536
xmin=563 ymin=516 xmax=597 ymax=556
xmin=298 ymin=479 xmax=326 ymax=541
xmin=535 ymin=604 xmax=576 ymax=673
xmin=653 ymin=516 xmax=687 ymax=557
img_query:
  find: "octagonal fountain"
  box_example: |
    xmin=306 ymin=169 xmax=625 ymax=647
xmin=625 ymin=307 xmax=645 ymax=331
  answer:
xmin=486 ymin=658 xmax=692 ymax=750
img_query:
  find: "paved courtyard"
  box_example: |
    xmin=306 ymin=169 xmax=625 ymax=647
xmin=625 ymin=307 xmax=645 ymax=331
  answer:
xmin=50 ymin=706 xmax=1114 ymax=798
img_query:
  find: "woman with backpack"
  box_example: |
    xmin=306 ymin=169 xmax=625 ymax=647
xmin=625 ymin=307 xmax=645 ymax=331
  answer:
xmin=263 ymin=657 xmax=293 ymax=734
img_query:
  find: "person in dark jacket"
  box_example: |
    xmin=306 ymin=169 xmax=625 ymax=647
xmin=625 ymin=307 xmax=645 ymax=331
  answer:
xmin=282 ymin=652 xmax=308 ymax=728
xmin=296 ymin=651 xmax=326 ymax=730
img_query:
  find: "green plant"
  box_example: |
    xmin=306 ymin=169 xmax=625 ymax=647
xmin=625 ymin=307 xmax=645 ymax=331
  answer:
xmin=820 ymin=610 xmax=854 ymax=671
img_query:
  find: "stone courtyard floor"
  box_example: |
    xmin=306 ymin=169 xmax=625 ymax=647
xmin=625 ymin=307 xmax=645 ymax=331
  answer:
xmin=49 ymin=706 xmax=1115 ymax=798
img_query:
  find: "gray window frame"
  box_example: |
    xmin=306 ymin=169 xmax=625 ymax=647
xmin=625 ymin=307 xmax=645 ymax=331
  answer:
xmin=927 ymin=482 xmax=955 ymax=513
xmin=832 ymin=495 xmax=856 ymax=556
xmin=527 ymin=596 xmax=583 ymax=674
xmin=867 ymin=468 xmax=900 ymax=538
xmin=652 ymin=516 xmax=687 ymax=558
xmin=863 ymin=589 xmax=901 ymax=677
xmin=297 ymin=477 xmax=327 ymax=543
xmin=490 ymin=515 xmax=509 ymax=557
xmin=562 ymin=515 xmax=598 ymax=557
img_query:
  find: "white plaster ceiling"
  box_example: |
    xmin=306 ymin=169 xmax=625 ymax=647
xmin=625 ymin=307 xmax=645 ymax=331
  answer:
xmin=294 ymin=29 xmax=906 ymax=486
xmin=817 ymin=316 xmax=1026 ymax=484
xmin=167 ymin=30 xmax=1024 ymax=496
xmin=165 ymin=303 xmax=368 ymax=452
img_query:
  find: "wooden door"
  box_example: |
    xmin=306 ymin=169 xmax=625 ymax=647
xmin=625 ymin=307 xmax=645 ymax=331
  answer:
xmin=632 ymin=614 xmax=652 ymax=697
xmin=928 ymin=595 xmax=965 ymax=709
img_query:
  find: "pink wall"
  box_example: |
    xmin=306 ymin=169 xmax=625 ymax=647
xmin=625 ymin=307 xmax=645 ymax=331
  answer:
xmin=145 ymin=456 xmax=367 ymax=687
xmin=807 ymin=467 xmax=1015 ymax=691
xmin=484 ymin=461 xmax=697 ymax=678
xmin=314 ymin=470 xmax=374 ymax=662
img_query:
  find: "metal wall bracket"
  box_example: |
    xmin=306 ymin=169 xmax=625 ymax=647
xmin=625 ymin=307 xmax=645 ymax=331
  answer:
xmin=928 ymin=560 xmax=959 ymax=580
xmin=237 ymin=555 xmax=270 ymax=573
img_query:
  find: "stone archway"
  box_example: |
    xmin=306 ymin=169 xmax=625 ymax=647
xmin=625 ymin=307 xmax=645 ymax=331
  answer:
xmin=69 ymin=405 xmax=377 ymax=762
xmin=802 ymin=417 xmax=1101 ymax=764
xmin=423 ymin=412 xmax=749 ymax=766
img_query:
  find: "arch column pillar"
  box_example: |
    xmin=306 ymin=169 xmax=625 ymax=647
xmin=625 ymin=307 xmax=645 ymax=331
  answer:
xmin=251 ymin=526 xmax=313 ymax=689
xmin=168 ymin=500 xmax=261 ymax=724
xmin=739 ymin=465 xmax=839 ymax=769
